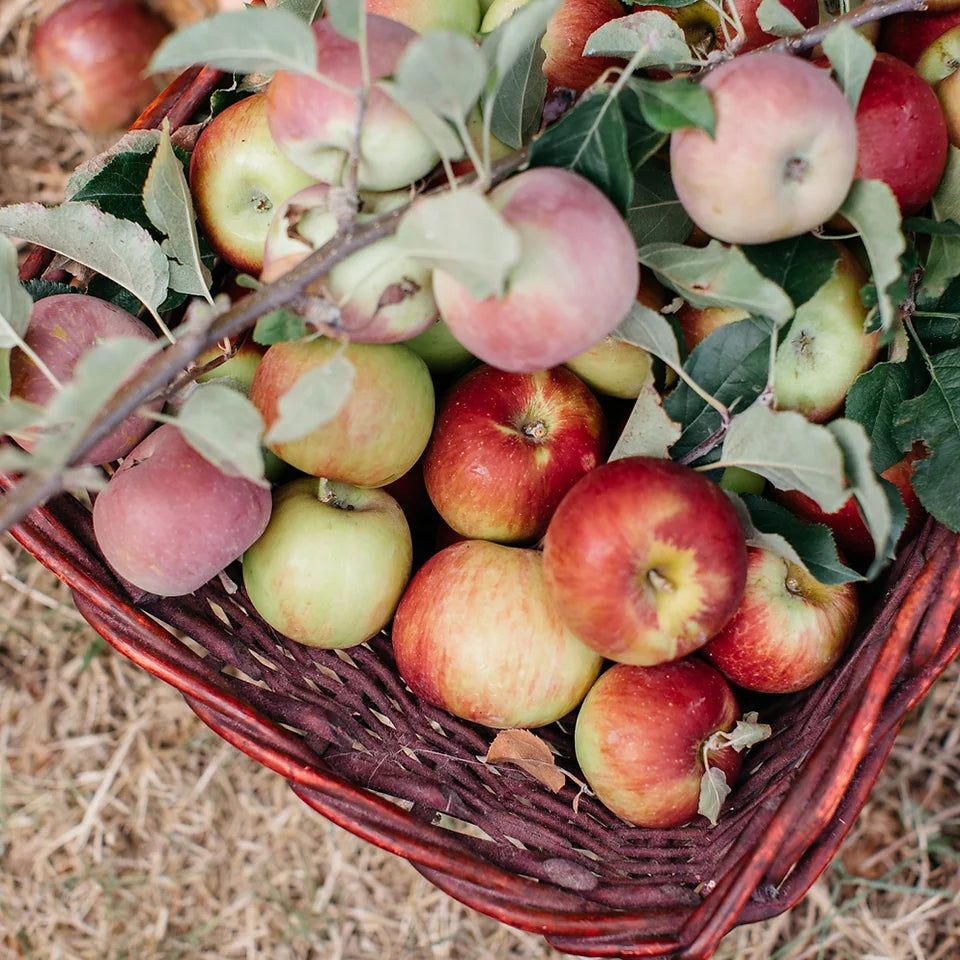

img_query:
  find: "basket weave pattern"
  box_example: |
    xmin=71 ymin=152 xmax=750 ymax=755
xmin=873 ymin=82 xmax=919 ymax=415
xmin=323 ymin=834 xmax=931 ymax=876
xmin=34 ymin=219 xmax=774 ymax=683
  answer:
xmin=8 ymin=65 xmax=960 ymax=960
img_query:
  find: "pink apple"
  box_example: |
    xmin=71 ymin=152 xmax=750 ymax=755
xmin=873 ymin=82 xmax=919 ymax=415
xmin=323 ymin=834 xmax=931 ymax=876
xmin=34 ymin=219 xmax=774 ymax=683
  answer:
xmin=266 ymin=15 xmax=439 ymax=191
xmin=392 ymin=540 xmax=603 ymax=728
xmin=365 ymin=0 xmax=481 ymax=33
xmin=677 ymin=304 xmax=749 ymax=353
xmin=189 ymin=93 xmax=321 ymax=275
xmin=542 ymin=457 xmax=748 ymax=666
xmin=242 ymin=477 xmax=412 ymax=648
xmin=701 ymin=547 xmax=859 ymax=694
xmin=574 ymin=659 xmax=742 ymax=828
xmin=9 ymin=293 xmax=160 ymax=464
xmin=249 ymin=337 xmax=435 ymax=487
xmin=422 ymin=364 xmax=608 ymax=544
xmin=670 ymin=53 xmax=857 ymax=244
xmin=879 ymin=10 xmax=960 ymax=68
xmin=92 ymin=423 xmax=272 ymax=596
xmin=31 ymin=0 xmax=170 ymax=133
xmin=432 ymin=167 xmax=638 ymax=373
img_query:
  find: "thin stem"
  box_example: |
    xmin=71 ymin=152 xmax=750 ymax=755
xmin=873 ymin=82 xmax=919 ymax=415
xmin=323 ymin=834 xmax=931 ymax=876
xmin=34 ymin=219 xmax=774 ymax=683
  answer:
xmin=670 ymin=360 xmax=731 ymax=424
xmin=454 ymin=113 xmax=488 ymax=191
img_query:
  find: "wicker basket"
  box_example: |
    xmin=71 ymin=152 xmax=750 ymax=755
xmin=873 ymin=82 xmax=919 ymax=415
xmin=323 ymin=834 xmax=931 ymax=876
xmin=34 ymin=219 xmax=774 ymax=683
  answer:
xmin=10 ymin=64 xmax=960 ymax=960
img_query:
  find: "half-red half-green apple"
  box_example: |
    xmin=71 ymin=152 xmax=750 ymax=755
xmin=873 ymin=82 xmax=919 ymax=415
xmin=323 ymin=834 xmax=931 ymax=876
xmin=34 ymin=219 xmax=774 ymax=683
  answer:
xmin=266 ymin=15 xmax=439 ymax=191
xmin=432 ymin=166 xmax=639 ymax=373
xmin=480 ymin=0 xmax=625 ymax=93
xmin=189 ymin=92 xmax=323 ymax=275
xmin=242 ymin=477 xmax=413 ymax=648
xmin=542 ymin=457 xmax=748 ymax=666
xmin=422 ymin=364 xmax=608 ymax=544
xmin=392 ymin=540 xmax=603 ymax=728
xmin=670 ymin=52 xmax=858 ymax=244
xmin=701 ymin=547 xmax=859 ymax=695
xmin=879 ymin=10 xmax=960 ymax=73
xmin=365 ymin=0 xmax=481 ymax=34
xmin=249 ymin=338 xmax=435 ymax=488
xmin=92 ymin=423 xmax=272 ymax=597
xmin=574 ymin=659 xmax=742 ymax=828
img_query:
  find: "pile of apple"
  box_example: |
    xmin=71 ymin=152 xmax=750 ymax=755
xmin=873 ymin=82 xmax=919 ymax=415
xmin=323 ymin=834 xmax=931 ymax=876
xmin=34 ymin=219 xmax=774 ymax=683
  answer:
xmin=6 ymin=0 xmax=958 ymax=830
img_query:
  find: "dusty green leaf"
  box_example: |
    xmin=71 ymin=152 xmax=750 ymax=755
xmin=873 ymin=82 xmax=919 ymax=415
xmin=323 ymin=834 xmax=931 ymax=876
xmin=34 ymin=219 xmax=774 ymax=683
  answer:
xmin=266 ymin=354 xmax=355 ymax=445
xmin=482 ymin=0 xmax=561 ymax=80
xmin=698 ymin=766 xmax=730 ymax=827
xmin=740 ymin=236 xmax=840 ymax=310
xmin=613 ymin=301 xmax=681 ymax=368
xmin=822 ymin=20 xmax=876 ymax=111
xmin=920 ymin=147 xmax=960 ymax=303
xmin=608 ymin=370 xmax=681 ymax=460
xmin=721 ymin=715 xmax=773 ymax=752
xmin=253 ymin=309 xmax=308 ymax=345
xmin=325 ymin=0 xmax=363 ymax=39
xmin=379 ymin=82 xmax=465 ymax=161
xmin=630 ymin=77 xmax=715 ymax=137
xmin=396 ymin=31 xmax=488 ymax=122
xmin=756 ymin=0 xmax=805 ymax=35
xmin=0 ymin=236 xmax=33 ymax=349
xmin=583 ymin=11 xmax=693 ymax=67
xmin=485 ymin=40 xmax=547 ymax=149
xmin=628 ymin=157 xmax=692 ymax=247
xmin=275 ymin=0 xmax=323 ymax=21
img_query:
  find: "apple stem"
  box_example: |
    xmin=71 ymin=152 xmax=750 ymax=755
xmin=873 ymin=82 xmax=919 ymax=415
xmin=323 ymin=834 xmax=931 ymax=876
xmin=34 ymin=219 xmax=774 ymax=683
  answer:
xmin=521 ymin=420 xmax=548 ymax=441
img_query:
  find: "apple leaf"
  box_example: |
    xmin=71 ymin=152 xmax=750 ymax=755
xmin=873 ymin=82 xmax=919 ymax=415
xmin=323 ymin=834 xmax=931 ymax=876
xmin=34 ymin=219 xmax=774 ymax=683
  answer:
xmin=755 ymin=0 xmax=805 ymax=36
xmin=845 ymin=360 xmax=925 ymax=472
xmin=904 ymin=216 xmax=960 ymax=237
xmin=920 ymin=147 xmax=960 ymax=303
xmin=698 ymin=766 xmax=731 ymax=827
xmin=253 ymin=309 xmax=308 ymax=346
xmin=583 ymin=11 xmax=694 ymax=68
xmin=628 ymin=157 xmax=692 ymax=247
xmin=609 ymin=370 xmax=681 ymax=461
xmin=740 ymin=236 xmax=840 ymax=311
xmin=172 ymin=382 xmax=267 ymax=484
xmin=484 ymin=729 xmax=565 ymax=793
xmin=396 ymin=32 xmax=489 ymax=122
xmin=718 ymin=403 xmax=849 ymax=513
xmin=740 ymin=494 xmax=865 ymax=585
xmin=66 ymin=130 xmax=162 ymax=214
xmin=0 ymin=396 xmax=47 ymax=437
xmin=143 ymin=121 xmax=213 ymax=303
xmin=0 ymin=202 xmax=169 ymax=322
xmin=629 ymin=77 xmax=715 ymax=138
xmin=0 ymin=236 xmax=33 ymax=348
xmin=21 ymin=281 xmax=81 ymax=303
xmin=838 ymin=179 xmax=905 ymax=335
xmin=324 ymin=0 xmax=363 ymax=40
xmin=614 ymin=301 xmax=681 ymax=368
xmin=528 ymin=91 xmax=632 ymax=215
xmin=664 ymin=318 xmax=770 ymax=463
xmin=720 ymin=713 xmax=773 ymax=753
xmin=631 ymin=0 xmax=700 ymax=6
xmin=275 ymin=0 xmax=323 ymax=22
xmin=484 ymin=40 xmax=546 ymax=150
xmin=481 ymin=0 xmax=561 ymax=81
xmin=265 ymin=353 xmax=355 ymax=446
xmin=638 ymin=240 xmax=794 ymax=326
xmin=379 ymin=82 xmax=465 ymax=162
xmin=148 ymin=8 xmax=318 ymax=78
xmin=893 ymin=346 xmax=960 ymax=532
xmin=396 ymin=191 xmax=521 ymax=300
xmin=618 ymin=84 xmax=668 ymax=171
xmin=821 ymin=20 xmax=876 ymax=112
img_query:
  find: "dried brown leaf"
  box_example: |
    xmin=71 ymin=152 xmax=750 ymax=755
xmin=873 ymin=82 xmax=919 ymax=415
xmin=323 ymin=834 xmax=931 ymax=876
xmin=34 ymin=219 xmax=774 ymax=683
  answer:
xmin=484 ymin=729 xmax=566 ymax=794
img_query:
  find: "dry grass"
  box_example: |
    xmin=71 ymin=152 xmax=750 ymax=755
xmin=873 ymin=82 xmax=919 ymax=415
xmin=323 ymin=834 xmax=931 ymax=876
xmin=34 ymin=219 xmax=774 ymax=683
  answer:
xmin=2 ymin=5 xmax=960 ymax=958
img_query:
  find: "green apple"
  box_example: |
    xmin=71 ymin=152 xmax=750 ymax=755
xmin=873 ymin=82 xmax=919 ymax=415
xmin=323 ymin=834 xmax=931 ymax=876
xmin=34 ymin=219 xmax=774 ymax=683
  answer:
xmin=366 ymin=0 xmax=481 ymax=33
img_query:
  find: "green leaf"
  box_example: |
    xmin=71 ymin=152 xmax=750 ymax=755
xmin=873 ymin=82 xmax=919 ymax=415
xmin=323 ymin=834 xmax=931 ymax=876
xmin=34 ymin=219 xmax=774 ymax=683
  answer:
xmin=628 ymin=157 xmax=692 ymax=247
xmin=739 ymin=494 xmax=865 ymax=585
xmin=838 ymin=179 xmax=905 ymax=334
xmin=395 ymin=191 xmax=521 ymax=300
xmin=698 ymin=765 xmax=730 ymax=827
xmin=845 ymin=360 xmax=925 ymax=472
xmin=740 ymin=236 xmax=840 ymax=310
xmin=638 ymin=240 xmax=794 ymax=325
xmin=21 ymin=280 xmax=80 ymax=302
xmin=893 ymin=346 xmax=960 ymax=531
xmin=719 ymin=403 xmax=849 ymax=512
xmin=148 ymin=8 xmax=319 ymax=78
xmin=65 ymin=130 xmax=162 ymax=202
xmin=630 ymin=77 xmax=716 ymax=137
xmin=825 ymin=418 xmax=893 ymax=579
xmin=528 ymin=91 xmax=632 ymax=214
xmin=485 ymin=40 xmax=547 ymax=150
xmin=614 ymin=301 xmax=682 ymax=368
xmin=0 ymin=236 xmax=34 ymax=348
xmin=920 ymin=146 xmax=960 ymax=303
xmin=396 ymin=31 xmax=488 ymax=122
xmin=482 ymin=0 xmax=561 ymax=80
xmin=618 ymin=84 xmax=668 ymax=171
xmin=0 ymin=397 xmax=46 ymax=436
xmin=325 ymin=0 xmax=363 ymax=39
xmin=275 ymin=0 xmax=323 ymax=21
xmin=253 ymin=309 xmax=308 ymax=345
xmin=175 ymin=382 xmax=267 ymax=483
xmin=821 ymin=20 xmax=876 ymax=112
xmin=718 ymin=714 xmax=773 ymax=753
xmin=379 ymin=82 xmax=465 ymax=162
xmin=70 ymin=147 xmax=158 ymax=229
xmin=608 ymin=369 xmax=681 ymax=460
xmin=143 ymin=121 xmax=212 ymax=301
xmin=664 ymin=318 xmax=770 ymax=462
xmin=583 ymin=11 xmax=694 ymax=67
xmin=903 ymin=216 xmax=960 ymax=237
xmin=0 ymin=202 xmax=169 ymax=322
xmin=265 ymin=354 xmax=356 ymax=445
xmin=755 ymin=0 xmax=806 ymax=36
xmin=633 ymin=0 xmax=700 ymax=6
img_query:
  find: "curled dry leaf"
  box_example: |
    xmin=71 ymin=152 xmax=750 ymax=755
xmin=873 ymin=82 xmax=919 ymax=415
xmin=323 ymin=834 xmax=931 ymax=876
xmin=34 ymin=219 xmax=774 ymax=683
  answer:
xmin=484 ymin=729 xmax=566 ymax=794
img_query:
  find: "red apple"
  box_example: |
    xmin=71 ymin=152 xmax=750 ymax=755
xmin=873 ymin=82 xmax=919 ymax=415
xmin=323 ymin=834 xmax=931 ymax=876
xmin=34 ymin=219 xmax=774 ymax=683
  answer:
xmin=392 ymin=540 xmax=603 ymax=728
xmin=574 ymin=660 xmax=742 ymax=828
xmin=189 ymin=93 xmax=321 ymax=275
xmin=432 ymin=167 xmax=639 ymax=373
xmin=266 ymin=15 xmax=439 ymax=191
xmin=670 ymin=52 xmax=857 ymax=245
xmin=242 ymin=477 xmax=412 ymax=648
xmin=480 ymin=0 xmax=626 ymax=93
xmin=422 ymin=364 xmax=608 ymax=544
xmin=92 ymin=423 xmax=272 ymax=596
xmin=542 ymin=457 xmax=748 ymax=666
xmin=31 ymin=0 xmax=170 ymax=133
xmin=879 ymin=10 xmax=960 ymax=69
xmin=249 ymin=337 xmax=435 ymax=487
xmin=701 ymin=547 xmax=859 ymax=694
xmin=677 ymin=304 xmax=749 ymax=353
xmin=9 ymin=293 xmax=160 ymax=464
